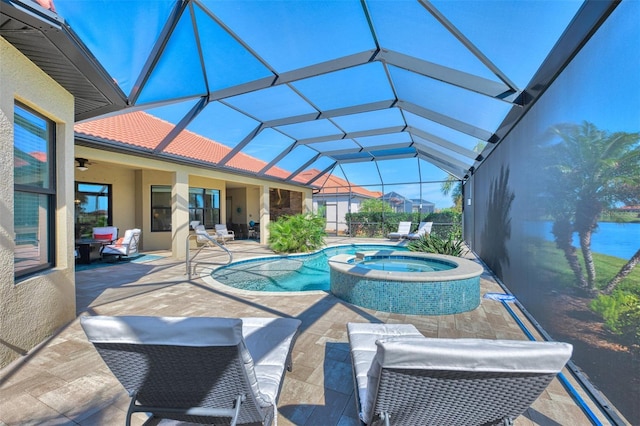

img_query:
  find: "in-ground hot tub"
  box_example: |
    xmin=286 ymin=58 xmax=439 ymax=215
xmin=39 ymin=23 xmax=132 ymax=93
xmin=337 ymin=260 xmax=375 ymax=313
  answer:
xmin=329 ymin=250 xmax=484 ymax=315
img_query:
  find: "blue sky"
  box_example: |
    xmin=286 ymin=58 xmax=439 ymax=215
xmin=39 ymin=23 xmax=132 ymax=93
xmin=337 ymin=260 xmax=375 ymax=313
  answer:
xmin=52 ymin=0 xmax=636 ymax=210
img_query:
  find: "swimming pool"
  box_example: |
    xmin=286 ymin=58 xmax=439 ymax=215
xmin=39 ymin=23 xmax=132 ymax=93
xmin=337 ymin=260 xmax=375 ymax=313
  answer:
xmin=329 ymin=251 xmax=483 ymax=315
xmin=356 ymin=255 xmax=455 ymax=272
xmin=210 ymin=244 xmax=408 ymax=292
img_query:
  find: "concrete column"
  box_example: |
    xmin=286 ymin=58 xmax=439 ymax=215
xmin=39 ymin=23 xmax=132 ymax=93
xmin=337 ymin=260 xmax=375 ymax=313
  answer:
xmin=171 ymin=170 xmax=189 ymax=259
xmin=303 ymin=190 xmax=313 ymax=214
xmin=260 ymin=185 xmax=270 ymax=244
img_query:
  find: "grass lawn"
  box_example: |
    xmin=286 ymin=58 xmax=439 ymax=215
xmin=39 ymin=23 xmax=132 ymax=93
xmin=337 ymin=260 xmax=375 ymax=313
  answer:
xmin=529 ymin=239 xmax=640 ymax=292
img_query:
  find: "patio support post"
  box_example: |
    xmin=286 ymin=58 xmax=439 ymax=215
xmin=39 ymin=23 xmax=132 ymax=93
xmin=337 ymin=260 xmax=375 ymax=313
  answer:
xmin=303 ymin=191 xmax=313 ymax=215
xmin=260 ymin=185 xmax=269 ymax=244
xmin=172 ymin=170 xmax=190 ymax=259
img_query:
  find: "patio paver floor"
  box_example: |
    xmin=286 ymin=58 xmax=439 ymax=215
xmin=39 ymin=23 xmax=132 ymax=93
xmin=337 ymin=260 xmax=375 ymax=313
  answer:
xmin=0 ymin=237 xmax=618 ymax=425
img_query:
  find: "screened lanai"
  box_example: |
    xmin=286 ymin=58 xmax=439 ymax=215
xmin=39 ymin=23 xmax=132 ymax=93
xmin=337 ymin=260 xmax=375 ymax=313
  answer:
xmin=2 ymin=0 xmax=587 ymax=199
xmin=2 ymin=0 xmax=638 ymax=424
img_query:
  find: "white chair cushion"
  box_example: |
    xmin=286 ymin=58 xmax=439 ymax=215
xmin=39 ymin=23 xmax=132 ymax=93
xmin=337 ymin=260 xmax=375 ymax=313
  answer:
xmin=347 ymin=323 xmax=423 ymax=423
xmin=374 ymin=337 xmax=573 ymax=373
xmin=102 ymin=229 xmax=140 ymax=256
xmin=80 ymin=316 xmax=243 ymax=346
xmin=241 ymin=317 xmax=302 ymax=404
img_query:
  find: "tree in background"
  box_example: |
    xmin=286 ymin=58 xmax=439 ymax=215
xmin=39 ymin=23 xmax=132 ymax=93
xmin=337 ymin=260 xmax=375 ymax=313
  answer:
xmin=359 ymin=198 xmax=392 ymax=213
xmin=440 ymin=177 xmax=462 ymax=210
xmin=441 ymin=141 xmax=485 ymax=210
xmin=544 ymin=121 xmax=640 ymax=294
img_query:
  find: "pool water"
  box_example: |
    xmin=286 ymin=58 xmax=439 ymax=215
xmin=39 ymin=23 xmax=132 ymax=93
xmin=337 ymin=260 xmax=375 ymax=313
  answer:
xmin=211 ymin=244 xmax=408 ymax=292
xmin=356 ymin=256 xmax=455 ymax=272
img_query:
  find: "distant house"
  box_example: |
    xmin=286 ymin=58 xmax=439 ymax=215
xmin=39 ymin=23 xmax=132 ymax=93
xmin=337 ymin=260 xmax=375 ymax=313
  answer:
xmin=379 ymin=193 xmax=435 ymax=215
xmin=381 ymin=191 xmax=413 ymax=213
xmin=411 ymin=198 xmax=435 ymax=214
xmin=298 ymin=170 xmax=382 ymax=234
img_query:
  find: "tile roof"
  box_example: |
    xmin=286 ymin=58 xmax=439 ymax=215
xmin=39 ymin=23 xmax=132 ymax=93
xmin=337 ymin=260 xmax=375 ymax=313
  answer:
xmin=74 ymin=111 xmax=290 ymax=178
xmin=75 ymin=111 xmax=380 ymax=196
xmin=297 ymin=169 xmax=382 ymax=198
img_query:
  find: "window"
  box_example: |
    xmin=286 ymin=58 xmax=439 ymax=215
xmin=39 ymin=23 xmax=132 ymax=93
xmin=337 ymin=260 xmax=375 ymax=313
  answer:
xmin=189 ymin=187 xmax=220 ymax=228
xmin=75 ymin=182 xmax=112 ymax=238
xmin=151 ymin=185 xmax=171 ymax=231
xmin=14 ymin=104 xmax=55 ymax=278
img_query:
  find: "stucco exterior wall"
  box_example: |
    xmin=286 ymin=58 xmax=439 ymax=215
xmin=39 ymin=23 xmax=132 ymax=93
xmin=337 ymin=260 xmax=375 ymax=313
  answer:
xmin=0 ymin=37 xmax=76 ymax=368
xmin=74 ymin=160 xmax=138 ymax=236
xmin=74 ymin=146 xmax=312 ymax=250
xmin=227 ymin=187 xmax=246 ymax=225
xmin=141 ymin=169 xmax=173 ymax=250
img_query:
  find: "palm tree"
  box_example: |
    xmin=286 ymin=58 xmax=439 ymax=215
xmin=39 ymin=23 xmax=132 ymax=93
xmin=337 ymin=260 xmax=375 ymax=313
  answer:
xmin=544 ymin=122 xmax=640 ymax=294
xmin=441 ymin=141 xmax=486 ymax=210
xmin=440 ymin=175 xmax=462 ymax=210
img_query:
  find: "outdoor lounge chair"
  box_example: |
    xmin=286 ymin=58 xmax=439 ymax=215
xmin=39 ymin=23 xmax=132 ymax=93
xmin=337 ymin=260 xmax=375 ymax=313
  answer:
xmin=407 ymin=221 xmax=433 ymax=240
xmin=347 ymin=322 xmax=573 ymax=426
xmin=81 ymin=315 xmax=301 ymax=426
xmin=215 ymin=223 xmax=235 ymax=244
xmin=101 ymin=228 xmax=140 ymax=260
xmin=387 ymin=221 xmax=412 ymax=240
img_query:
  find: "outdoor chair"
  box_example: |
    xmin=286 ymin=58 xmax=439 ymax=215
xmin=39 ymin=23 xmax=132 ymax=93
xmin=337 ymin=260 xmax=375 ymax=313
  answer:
xmin=347 ymin=322 xmax=573 ymax=426
xmin=81 ymin=315 xmax=301 ymax=426
xmin=215 ymin=223 xmax=235 ymax=244
xmin=101 ymin=228 xmax=140 ymax=260
xmin=407 ymin=221 xmax=433 ymax=240
xmin=193 ymin=224 xmax=215 ymax=245
xmin=92 ymin=226 xmax=118 ymax=243
xmin=387 ymin=221 xmax=412 ymax=240
xmin=193 ymin=224 xmax=232 ymax=250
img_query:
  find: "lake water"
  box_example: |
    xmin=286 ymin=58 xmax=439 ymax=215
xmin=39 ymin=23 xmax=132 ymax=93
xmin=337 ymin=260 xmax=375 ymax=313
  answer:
xmin=539 ymin=221 xmax=639 ymax=260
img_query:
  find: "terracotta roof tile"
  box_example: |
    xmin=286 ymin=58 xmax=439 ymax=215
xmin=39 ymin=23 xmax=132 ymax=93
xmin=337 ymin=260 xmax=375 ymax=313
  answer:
xmin=75 ymin=111 xmax=291 ymax=177
xmin=297 ymin=169 xmax=381 ymax=198
xmin=75 ymin=112 xmax=377 ymax=194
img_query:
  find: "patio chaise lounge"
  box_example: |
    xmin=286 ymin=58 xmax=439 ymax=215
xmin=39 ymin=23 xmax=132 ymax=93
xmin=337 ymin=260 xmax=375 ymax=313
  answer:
xmin=81 ymin=315 xmax=301 ymax=426
xmin=406 ymin=221 xmax=433 ymax=240
xmin=387 ymin=221 xmax=412 ymax=240
xmin=215 ymin=223 xmax=235 ymax=244
xmin=347 ymin=322 xmax=573 ymax=426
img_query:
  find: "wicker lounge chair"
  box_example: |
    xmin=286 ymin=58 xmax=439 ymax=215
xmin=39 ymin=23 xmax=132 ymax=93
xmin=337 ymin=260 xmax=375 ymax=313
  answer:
xmin=81 ymin=315 xmax=301 ymax=426
xmin=347 ymin=322 xmax=572 ymax=426
xmin=387 ymin=221 xmax=412 ymax=240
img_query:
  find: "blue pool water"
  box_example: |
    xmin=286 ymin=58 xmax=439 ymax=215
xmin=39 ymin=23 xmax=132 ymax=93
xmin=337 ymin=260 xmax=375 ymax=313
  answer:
xmin=357 ymin=256 xmax=455 ymax=272
xmin=211 ymin=244 xmax=408 ymax=292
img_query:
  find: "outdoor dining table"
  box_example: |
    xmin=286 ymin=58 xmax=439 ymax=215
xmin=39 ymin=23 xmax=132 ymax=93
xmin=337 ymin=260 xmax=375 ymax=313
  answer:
xmin=75 ymin=238 xmax=111 ymax=264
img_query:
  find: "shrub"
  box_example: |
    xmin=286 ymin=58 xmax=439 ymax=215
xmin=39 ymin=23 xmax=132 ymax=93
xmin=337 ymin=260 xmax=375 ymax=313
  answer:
xmin=407 ymin=233 xmax=468 ymax=257
xmin=268 ymin=213 xmax=326 ymax=253
xmin=426 ymin=209 xmax=462 ymax=239
xmin=590 ymin=290 xmax=640 ymax=349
